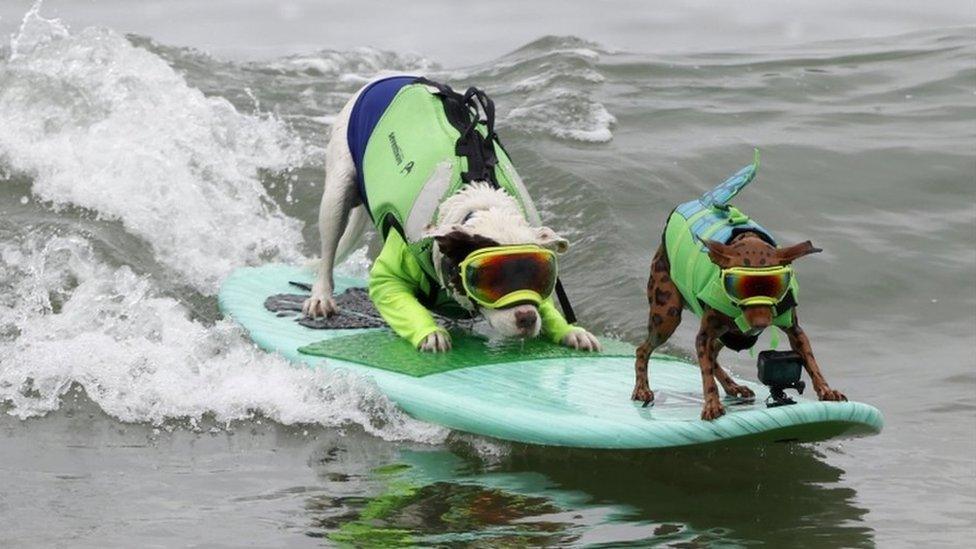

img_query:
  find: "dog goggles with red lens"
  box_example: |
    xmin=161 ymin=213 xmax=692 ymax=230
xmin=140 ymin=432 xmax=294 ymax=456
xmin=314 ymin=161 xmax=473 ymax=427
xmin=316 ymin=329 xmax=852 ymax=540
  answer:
xmin=721 ymin=266 xmax=793 ymax=306
xmin=459 ymin=245 xmax=558 ymax=309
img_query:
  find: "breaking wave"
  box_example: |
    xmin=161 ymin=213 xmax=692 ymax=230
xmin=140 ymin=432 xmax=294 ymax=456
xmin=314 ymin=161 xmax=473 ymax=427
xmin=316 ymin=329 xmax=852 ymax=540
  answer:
xmin=0 ymin=230 xmax=446 ymax=442
xmin=0 ymin=5 xmax=448 ymax=442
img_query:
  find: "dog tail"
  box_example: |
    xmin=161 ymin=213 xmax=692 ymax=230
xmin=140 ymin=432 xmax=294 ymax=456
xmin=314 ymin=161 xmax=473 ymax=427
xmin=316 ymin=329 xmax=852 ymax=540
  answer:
xmin=698 ymin=148 xmax=760 ymax=209
xmin=335 ymin=204 xmax=370 ymax=263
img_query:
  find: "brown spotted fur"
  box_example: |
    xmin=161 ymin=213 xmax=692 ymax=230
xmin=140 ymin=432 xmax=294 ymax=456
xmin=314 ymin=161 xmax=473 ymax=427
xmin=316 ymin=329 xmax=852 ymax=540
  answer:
xmin=633 ymin=232 xmax=846 ymax=420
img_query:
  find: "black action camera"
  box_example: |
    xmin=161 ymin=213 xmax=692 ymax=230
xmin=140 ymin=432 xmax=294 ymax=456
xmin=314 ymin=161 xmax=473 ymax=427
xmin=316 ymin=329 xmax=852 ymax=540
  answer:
xmin=756 ymin=350 xmax=806 ymax=407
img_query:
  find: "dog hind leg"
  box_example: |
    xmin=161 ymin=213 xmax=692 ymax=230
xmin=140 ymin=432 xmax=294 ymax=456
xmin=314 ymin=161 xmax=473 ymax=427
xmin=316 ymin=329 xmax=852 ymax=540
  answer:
xmin=632 ymin=245 xmax=683 ymax=404
xmin=333 ymin=204 xmax=369 ymax=263
xmin=303 ymin=98 xmax=362 ymax=318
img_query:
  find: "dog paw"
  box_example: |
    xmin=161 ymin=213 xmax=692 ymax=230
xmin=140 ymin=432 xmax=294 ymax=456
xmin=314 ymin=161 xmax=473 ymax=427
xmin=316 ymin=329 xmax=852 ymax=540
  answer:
xmin=817 ymin=387 xmax=847 ymax=402
xmin=561 ymin=328 xmax=602 ymax=352
xmin=418 ymin=331 xmax=452 ymax=353
xmin=701 ymin=399 xmax=726 ymax=420
xmin=631 ymin=386 xmax=655 ymax=404
xmin=726 ymin=384 xmax=755 ymax=399
xmin=302 ymin=294 xmax=338 ymax=318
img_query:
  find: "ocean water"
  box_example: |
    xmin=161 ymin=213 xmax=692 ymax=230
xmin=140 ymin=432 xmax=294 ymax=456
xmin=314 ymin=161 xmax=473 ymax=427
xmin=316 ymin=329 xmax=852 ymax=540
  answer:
xmin=1 ymin=1 xmax=974 ymax=546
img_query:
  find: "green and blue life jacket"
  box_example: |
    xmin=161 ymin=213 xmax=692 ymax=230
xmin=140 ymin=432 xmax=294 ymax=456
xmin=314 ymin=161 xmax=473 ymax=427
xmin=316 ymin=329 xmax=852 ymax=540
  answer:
xmin=664 ymin=157 xmax=798 ymax=346
xmin=347 ymin=76 xmax=539 ymax=285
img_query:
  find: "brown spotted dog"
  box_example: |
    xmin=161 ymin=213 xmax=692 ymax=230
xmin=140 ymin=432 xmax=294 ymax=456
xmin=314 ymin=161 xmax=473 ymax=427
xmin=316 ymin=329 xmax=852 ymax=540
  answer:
xmin=632 ymin=232 xmax=847 ymax=420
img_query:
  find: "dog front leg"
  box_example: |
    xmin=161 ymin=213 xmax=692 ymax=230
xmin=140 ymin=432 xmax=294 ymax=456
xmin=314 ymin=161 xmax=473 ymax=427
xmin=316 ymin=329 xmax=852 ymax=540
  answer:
xmin=708 ymin=340 xmax=755 ymax=399
xmin=783 ymin=313 xmax=847 ymax=401
xmin=696 ymin=309 xmax=728 ymax=420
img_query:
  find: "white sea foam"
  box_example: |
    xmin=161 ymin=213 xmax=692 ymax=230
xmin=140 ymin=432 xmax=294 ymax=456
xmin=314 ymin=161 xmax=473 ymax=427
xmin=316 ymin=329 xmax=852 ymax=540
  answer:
xmin=270 ymin=46 xmax=437 ymax=83
xmin=0 ymin=234 xmax=447 ymax=442
xmin=512 ymin=69 xmax=605 ymax=93
xmin=507 ymin=90 xmax=617 ymax=143
xmin=0 ymin=5 xmax=305 ymax=293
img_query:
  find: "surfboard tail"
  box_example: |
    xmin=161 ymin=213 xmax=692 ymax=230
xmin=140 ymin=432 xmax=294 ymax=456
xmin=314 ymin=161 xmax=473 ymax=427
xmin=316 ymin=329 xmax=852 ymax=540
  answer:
xmin=698 ymin=149 xmax=761 ymax=209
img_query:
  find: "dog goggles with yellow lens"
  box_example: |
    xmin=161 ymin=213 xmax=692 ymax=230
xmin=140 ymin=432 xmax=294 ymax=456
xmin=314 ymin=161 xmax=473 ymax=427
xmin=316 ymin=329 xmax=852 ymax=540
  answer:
xmin=721 ymin=265 xmax=793 ymax=306
xmin=459 ymin=245 xmax=558 ymax=309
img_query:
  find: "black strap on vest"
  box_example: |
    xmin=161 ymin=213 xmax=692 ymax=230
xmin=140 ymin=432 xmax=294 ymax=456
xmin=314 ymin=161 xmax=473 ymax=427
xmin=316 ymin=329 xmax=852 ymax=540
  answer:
xmin=554 ymin=279 xmax=577 ymax=324
xmin=414 ymin=77 xmax=578 ymax=324
xmin=455 ymin=87 xmax=499 ymax=185
xmin=414 ymin=77 xmax=499 ymax=187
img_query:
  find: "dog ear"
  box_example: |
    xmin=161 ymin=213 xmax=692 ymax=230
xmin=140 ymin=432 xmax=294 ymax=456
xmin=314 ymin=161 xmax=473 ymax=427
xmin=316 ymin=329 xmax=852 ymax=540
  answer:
xmin=535 ymin=226 xmax=569 ymax=254
xmin=702 ymin=239 xmax=737 ymax=269
xmin=434 ymin=230 xmax=500 ymax=263
xmin=776 ymin=240 xmax=823 ymax=264
xmin=424 ymin=224 xmax=466 ymax=239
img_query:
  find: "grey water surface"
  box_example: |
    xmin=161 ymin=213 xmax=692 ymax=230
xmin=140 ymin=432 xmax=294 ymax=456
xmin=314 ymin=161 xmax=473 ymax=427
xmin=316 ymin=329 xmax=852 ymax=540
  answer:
xmin=1 ymin=1 xmax=974 ymax=546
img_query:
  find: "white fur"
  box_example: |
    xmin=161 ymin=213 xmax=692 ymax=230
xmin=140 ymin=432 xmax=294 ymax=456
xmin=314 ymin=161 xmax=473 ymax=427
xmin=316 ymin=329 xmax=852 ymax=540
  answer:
xmin=431 ymin=183 xmax=568 ymax=252
xmin=301 ymin=86 xmax=364 ymax=319
xmin=304 ymin=77 xmax=597 ymax=352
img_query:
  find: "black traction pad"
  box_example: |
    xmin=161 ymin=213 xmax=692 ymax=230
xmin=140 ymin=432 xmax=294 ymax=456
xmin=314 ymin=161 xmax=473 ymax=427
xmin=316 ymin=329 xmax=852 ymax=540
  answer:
xmin=265 ymin=283 xmax=479 ymax=331
xmin=264 ymin=287 xmax=387 ymax=329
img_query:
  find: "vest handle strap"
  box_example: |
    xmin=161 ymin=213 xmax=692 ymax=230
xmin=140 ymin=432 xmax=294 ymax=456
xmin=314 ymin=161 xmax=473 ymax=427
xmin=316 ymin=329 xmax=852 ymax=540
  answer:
xmin=554 ymin=278 xmax=577 ymax=324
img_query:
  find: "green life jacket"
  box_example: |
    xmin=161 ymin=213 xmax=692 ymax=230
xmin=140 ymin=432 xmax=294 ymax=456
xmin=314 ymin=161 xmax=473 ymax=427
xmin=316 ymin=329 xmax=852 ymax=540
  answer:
xmin=664 ymin=158 xmax=798 ymax=335
xmin=355 ymin=78 xmax=539 ymax=285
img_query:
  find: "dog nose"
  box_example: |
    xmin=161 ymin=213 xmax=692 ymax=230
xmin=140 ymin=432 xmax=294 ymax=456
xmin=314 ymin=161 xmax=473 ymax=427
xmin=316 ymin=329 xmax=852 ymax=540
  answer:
xmin=515 ymin=310 xmax=537 ymax=331
xmin=744 ymin=306 xmax=773 ymax=329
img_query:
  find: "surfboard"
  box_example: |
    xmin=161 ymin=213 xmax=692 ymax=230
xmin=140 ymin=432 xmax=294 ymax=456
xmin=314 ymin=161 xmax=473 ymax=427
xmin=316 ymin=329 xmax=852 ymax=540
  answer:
xmin=218 ymin=264 xmax=883 ymax=449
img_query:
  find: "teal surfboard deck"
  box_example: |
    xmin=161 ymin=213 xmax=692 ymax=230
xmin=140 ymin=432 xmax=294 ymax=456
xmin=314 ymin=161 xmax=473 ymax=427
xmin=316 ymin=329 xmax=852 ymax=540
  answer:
xmin=218 ymin=264 xmax=883 ymax=449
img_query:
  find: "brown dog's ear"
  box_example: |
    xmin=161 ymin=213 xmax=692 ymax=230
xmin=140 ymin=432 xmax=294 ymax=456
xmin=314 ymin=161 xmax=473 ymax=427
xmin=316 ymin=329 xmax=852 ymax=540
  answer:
xmin=434 ymin=231 xmax=500 ymax=263
xmin=776 ymin=240 xmax=822 ymax=265
xmin=702 ymin=239 xmax=737 ymax=269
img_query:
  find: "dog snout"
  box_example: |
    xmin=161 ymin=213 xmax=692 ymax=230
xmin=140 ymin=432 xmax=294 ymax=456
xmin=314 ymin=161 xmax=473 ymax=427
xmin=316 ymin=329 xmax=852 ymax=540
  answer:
xmin=515 ymin=309 xmax=538 ymax=332
xmin=743 ymin=306 xmax=773 ymax=329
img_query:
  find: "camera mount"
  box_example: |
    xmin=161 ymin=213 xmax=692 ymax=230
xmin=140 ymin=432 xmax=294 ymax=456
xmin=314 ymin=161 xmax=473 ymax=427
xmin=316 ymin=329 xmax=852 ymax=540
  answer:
xmin=756 ymin=350 xmax=806 ymax=408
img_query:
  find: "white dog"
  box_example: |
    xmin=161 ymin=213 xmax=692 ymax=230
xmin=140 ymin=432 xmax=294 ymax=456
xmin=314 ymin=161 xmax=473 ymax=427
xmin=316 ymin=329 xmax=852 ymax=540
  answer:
xmin=302 ymin=76 xmax=600 ymax=353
